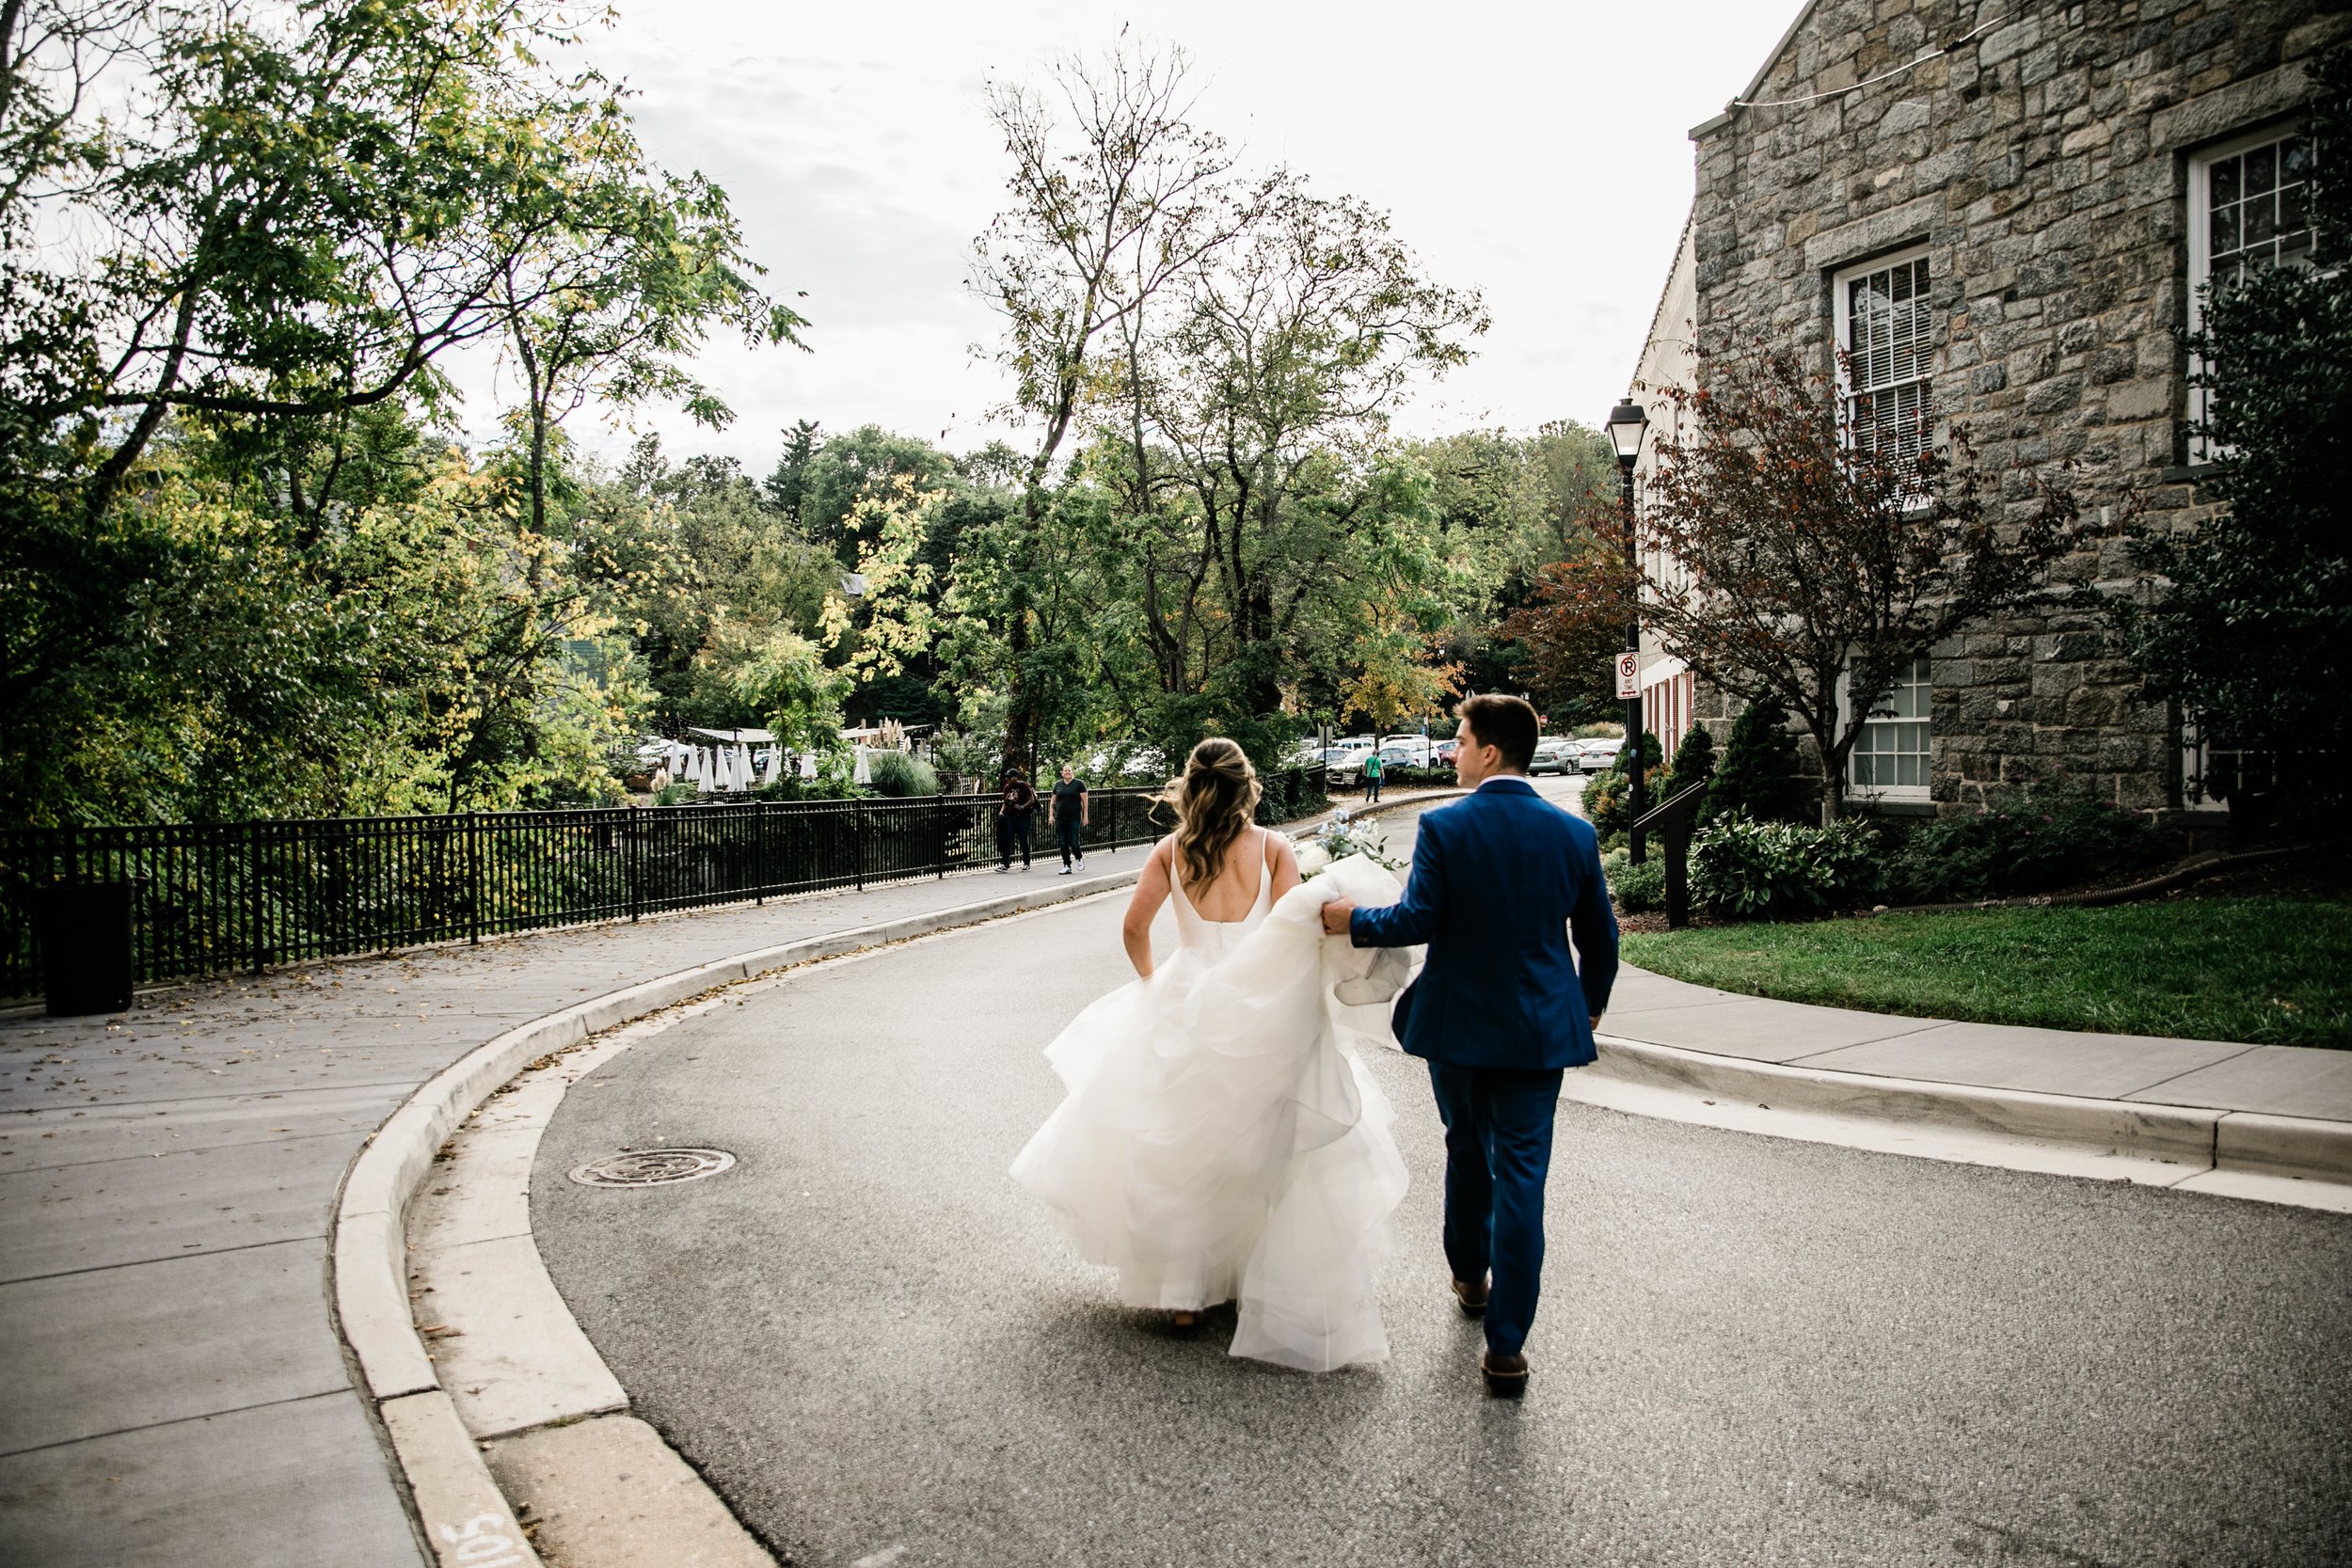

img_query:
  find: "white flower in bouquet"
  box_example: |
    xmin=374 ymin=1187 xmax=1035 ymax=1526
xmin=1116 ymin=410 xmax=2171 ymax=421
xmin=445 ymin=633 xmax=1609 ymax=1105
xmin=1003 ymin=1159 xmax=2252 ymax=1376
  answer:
xmin=1300 ymin=814 xmax=1403 ymax=877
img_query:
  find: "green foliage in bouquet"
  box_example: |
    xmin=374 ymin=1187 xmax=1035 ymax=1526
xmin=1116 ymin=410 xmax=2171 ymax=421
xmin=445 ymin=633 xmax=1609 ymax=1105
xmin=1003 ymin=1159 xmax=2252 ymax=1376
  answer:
xmin=1299 ymin=814 xmax=1406 ymax=878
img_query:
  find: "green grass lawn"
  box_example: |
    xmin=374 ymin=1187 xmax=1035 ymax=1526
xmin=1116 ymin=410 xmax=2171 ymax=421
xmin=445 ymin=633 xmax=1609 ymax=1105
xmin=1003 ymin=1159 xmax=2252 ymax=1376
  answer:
xmin=1619 ymin=899 xmax=2352 ymax=1048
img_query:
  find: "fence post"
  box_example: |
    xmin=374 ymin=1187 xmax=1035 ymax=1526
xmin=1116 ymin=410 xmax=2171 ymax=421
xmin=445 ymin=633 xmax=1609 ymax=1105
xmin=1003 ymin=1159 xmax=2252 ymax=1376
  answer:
xmin=756 ymin=800 xmax=767 ymax=907
xmin=247 ymin=819 xmax=265 ymax=974
xmin=853 ymin=801 xmax=865 ymax=893
xmin=627 ymin=804 xmax=641 ymax=923
xmin=466 ymin=811 xmax=483 ymax=946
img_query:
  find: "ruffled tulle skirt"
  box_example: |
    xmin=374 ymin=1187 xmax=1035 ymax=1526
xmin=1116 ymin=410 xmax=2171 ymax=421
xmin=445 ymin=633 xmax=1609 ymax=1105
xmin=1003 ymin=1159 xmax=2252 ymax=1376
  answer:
xmin=1009 ymin=856 xmax=1413 ymax=1371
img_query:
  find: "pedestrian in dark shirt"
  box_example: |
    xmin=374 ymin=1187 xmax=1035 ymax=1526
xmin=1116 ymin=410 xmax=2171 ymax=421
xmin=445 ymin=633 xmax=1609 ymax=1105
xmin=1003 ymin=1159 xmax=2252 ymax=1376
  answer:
xmin=1049 ymin=765 xmax=1089 ymax=875
xmin=996 ymin=769 xmax=1039 ymax=872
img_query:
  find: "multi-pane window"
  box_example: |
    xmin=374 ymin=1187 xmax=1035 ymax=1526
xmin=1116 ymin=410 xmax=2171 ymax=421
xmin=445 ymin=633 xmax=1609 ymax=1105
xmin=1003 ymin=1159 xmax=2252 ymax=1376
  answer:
xmin=2179 ymin=712 xmax=2269 ymax=813
xmin=2204 ymin=133 xmax=2317 ymax=284
xmin=1850 ymin=656 xmax=1931 ymax=795
xmin=1836 ymin=251 xmax=1934 ymax=466
xmin=2189 ymin=131 xmax=2319 ymax=461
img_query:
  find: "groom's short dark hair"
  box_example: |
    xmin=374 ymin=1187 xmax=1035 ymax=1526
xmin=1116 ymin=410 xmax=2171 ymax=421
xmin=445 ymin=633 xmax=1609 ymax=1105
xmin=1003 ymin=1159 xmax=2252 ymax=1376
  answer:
xmin=1457 ymin=694 xmax=1537 ymax=771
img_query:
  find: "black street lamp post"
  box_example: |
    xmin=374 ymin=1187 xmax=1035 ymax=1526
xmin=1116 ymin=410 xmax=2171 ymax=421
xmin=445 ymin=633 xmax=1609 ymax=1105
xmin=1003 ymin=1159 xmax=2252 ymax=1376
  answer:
xmin=1605 ymin=397 xmax=1650 ymax=864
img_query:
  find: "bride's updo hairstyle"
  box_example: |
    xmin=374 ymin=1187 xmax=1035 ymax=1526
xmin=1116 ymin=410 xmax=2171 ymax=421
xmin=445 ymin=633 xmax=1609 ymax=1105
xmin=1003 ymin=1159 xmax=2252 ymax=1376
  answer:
xmin=1162 ymin=737 xmax=1262 ymax=892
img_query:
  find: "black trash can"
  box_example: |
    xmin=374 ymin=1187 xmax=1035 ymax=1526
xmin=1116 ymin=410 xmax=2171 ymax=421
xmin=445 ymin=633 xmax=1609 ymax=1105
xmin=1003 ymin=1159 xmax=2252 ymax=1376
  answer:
xmin=39 ymin=881 xmax=140 ymax=1016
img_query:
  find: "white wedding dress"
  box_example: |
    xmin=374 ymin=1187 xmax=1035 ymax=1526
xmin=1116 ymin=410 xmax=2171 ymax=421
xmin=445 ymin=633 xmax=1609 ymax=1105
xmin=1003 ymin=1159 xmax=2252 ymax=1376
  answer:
xmin=1009 ymin=833 xmax=1413 ymax=1371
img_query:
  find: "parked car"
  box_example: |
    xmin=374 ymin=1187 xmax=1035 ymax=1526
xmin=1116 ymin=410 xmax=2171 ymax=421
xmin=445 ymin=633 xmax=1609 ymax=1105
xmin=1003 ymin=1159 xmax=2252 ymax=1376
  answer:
xmin=1528 ymin=736 xmax=1579 ymax=776
xmin=1323 ymin=745 xmax=1379 ymax=783
xmin=1433 ymin=738 xmax=1460 ymax=766
xmin=1376 ymin=736 xmax=1435 ymax=768
xmin=1571 ymin=737 xmax=1623 ymax=773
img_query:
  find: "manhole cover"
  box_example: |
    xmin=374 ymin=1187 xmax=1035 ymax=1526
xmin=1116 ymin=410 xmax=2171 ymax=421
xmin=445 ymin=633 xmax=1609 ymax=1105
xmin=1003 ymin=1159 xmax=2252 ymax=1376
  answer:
xmin=566 ymin=1148 xmax=737 ymax=1188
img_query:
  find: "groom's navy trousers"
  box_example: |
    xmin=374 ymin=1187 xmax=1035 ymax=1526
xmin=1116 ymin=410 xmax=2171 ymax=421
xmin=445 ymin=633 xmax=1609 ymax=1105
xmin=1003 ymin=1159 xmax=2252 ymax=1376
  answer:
xmin=1351 ymin=776 xmax=1618 ymax=1358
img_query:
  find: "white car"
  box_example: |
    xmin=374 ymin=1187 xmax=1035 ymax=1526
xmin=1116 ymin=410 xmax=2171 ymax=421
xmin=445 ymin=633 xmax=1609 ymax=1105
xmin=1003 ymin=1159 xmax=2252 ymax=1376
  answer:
xmin=1375 ymin=736 xmax=1435 ymax=768
xmin=1323 ymin=745 xmax=1379 ymax=782
xmin=1571 ymin=737 xmax=1624 ymax=772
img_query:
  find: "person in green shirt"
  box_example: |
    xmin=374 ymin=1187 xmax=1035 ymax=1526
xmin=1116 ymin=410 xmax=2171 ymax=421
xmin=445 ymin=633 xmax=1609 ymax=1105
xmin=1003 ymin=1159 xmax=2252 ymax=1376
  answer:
xmin=1361 ymin=748 xmax=1384 ymax=802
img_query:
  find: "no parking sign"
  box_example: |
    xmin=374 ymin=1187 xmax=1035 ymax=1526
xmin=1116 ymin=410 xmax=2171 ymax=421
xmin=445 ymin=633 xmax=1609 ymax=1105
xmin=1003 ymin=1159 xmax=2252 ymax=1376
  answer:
xmin=1613 ymin=652 xmax=1640 ymax=698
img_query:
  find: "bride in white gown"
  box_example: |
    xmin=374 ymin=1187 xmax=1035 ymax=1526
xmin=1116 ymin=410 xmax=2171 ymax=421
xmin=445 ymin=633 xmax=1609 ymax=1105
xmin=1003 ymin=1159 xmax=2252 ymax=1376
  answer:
xmin=1009 ymin=738 xmax=1412 ymax=1372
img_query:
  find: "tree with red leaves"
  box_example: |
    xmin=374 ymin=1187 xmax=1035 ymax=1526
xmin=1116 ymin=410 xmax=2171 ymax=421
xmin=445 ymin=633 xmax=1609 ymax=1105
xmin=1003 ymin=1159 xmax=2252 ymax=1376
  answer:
xmin=1636 ymin=341 xmax=2078 ymax=821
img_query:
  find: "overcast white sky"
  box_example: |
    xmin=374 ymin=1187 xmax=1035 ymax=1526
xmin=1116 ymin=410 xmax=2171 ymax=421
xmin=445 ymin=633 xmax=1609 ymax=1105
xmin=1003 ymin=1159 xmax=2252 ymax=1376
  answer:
xmin=472 ymin=1 xmax=1802 ymax=472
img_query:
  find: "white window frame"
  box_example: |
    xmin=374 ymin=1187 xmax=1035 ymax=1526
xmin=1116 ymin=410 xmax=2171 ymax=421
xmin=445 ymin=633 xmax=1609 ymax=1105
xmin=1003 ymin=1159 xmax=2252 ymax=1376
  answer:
xmin=1833 ymin=245 xmax=1936 ymax=474
xmin=1842 ymin=655 xmax=1932 ymax=803
xmin=2186 ymin=124 xmax=2316 ymax=464
xmin=2178 ymin=713 xmax=2228 ymax=813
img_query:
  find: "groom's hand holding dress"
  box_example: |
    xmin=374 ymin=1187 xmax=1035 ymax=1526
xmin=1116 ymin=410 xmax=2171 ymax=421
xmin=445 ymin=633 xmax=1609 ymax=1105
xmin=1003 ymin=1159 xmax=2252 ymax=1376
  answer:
xmin=1321 ymin=705 xmax=1617 ymax=1397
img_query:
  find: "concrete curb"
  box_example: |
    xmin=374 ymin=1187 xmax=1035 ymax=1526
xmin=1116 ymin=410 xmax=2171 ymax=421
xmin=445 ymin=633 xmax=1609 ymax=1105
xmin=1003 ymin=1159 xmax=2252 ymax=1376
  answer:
xmin=330 ymin=869 xmax=1148 ymax=1568
xmin=1585 ymin=1034 xmax=2352 ymax=1199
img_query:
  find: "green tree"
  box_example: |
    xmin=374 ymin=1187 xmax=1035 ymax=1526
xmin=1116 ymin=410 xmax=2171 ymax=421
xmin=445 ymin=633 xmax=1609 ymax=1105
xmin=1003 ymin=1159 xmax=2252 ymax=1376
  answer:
xmin=2101 ymin=42 xmax=2351 ymax=824
xmin=1663 ymin=723 xmax=1717 ymax=805
xmin=1703 ymin=697 xmax=1808 ymax=827
xmin=972 ymin=42 xmax=1236 ymax=770
xmin=0 ymin=0 xmax=797 ymax=823
xmin=788 ymin=424 xmax=958 ymax=557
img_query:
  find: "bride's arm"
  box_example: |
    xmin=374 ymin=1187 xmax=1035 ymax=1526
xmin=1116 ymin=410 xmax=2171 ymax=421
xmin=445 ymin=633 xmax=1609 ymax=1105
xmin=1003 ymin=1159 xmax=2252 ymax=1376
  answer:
xmin=1122 ymin=840 xmax=1173 ymax=978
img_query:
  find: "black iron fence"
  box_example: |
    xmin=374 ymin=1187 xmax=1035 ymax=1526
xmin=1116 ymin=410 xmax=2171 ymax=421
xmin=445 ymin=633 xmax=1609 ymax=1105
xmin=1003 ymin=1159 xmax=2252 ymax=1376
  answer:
xmin=0 ymin=771 xmax=1327 ymax=998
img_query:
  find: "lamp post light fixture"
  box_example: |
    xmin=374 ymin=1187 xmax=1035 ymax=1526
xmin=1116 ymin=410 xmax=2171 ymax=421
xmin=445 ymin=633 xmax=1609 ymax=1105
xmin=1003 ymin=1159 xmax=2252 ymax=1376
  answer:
xmin=1605 ymin=397 xmax=1650 ymax=864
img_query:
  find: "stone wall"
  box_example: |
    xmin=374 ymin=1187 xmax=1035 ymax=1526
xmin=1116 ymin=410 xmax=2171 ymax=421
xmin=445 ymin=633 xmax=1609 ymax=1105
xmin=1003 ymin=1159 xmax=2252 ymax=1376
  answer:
xmin=1687 ymin=0 xmax=2347 ymax=811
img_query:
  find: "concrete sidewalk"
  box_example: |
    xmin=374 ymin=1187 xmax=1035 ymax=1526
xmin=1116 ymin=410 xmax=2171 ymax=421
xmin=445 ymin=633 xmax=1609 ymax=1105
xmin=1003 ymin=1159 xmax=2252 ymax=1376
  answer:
xmin=1600 ymin=966 xmax=2352 ymax=1123
xmin=0 ymin=854 xmax=1152 ymax=1568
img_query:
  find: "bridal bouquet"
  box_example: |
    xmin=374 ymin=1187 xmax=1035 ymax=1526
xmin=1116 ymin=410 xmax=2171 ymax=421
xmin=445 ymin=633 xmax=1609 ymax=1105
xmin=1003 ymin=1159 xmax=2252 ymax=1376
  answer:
xmin=1289 ymin=818 xmax=1416 ymax=1008
xmin=1295 ymin=810 xmax=1404 ymax=879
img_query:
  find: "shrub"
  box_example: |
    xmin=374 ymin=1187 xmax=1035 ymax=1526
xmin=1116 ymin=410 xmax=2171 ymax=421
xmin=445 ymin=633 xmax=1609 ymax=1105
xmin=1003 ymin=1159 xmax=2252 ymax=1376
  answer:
xmin=1583 ymin=765 xmax=1664 ymax=836
xmin=1583 ymin=768 xmax=1625 ymax=833
xmin=864 ymin=750 xmax=941 ymax=798
xmin=1692 ymin=814 xmax=1883 ymax=920
xmin=1884 ymin=784 xmax=2163 ymax=903
xmin=1704 ymin=697 xmax=1808 ymax=826
xmin=929 ymin=727 xmax=1000 ymax=782
xmin=1608 ymin=730 xmax=1664 ymax=778
xmin=1601 ymin=847 xmax=1666 ymax=913
xmin=1660 ymin=724 xmax=1717 ymax=815
xmin=755 ymin=769 xmax=863 ymax=801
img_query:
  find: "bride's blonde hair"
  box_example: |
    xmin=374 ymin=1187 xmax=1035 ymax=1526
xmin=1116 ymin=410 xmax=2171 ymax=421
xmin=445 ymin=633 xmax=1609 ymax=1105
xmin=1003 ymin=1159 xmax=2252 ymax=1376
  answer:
xmin=1161 ymin=737 xmax=1262 ymax=892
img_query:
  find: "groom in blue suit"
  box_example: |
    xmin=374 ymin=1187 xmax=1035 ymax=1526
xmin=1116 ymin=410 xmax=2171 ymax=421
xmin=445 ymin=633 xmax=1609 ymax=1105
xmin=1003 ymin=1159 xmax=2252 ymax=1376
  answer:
xmin=1321 ymin=693 xmax=1618 ymax=1396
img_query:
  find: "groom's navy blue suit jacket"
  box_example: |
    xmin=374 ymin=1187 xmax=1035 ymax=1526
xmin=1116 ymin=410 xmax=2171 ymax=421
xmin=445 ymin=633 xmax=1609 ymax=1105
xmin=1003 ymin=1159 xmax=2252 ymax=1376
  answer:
xmin=1349 ymin=776 xmax=1620 ymax=1070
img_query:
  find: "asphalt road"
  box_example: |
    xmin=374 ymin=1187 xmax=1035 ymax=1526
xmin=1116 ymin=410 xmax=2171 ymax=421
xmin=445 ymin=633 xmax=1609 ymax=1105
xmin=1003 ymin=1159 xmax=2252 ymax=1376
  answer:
xmin=534 ymin=798 xmax=2352 ymax=1568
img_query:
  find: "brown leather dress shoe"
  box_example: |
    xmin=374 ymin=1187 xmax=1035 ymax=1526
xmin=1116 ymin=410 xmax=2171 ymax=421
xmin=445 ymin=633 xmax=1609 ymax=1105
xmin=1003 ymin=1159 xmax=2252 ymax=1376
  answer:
xmin=1452 ymin=1276 xmax=1489 ymax=1317
xmin=1481 ymin=1351 xmax=1530 ymax=1398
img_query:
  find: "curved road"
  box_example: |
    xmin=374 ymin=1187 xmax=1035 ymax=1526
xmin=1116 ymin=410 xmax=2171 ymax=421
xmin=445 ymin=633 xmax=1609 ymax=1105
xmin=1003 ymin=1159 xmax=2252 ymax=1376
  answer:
xmin=534 ymin=801 xmax=2352 ymax=1568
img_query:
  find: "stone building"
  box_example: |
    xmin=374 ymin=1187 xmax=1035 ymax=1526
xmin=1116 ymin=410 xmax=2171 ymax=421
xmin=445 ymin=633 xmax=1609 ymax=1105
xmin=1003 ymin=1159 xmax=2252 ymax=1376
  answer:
xmin=1629 ymin=0 xmax=2342 ymax=820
